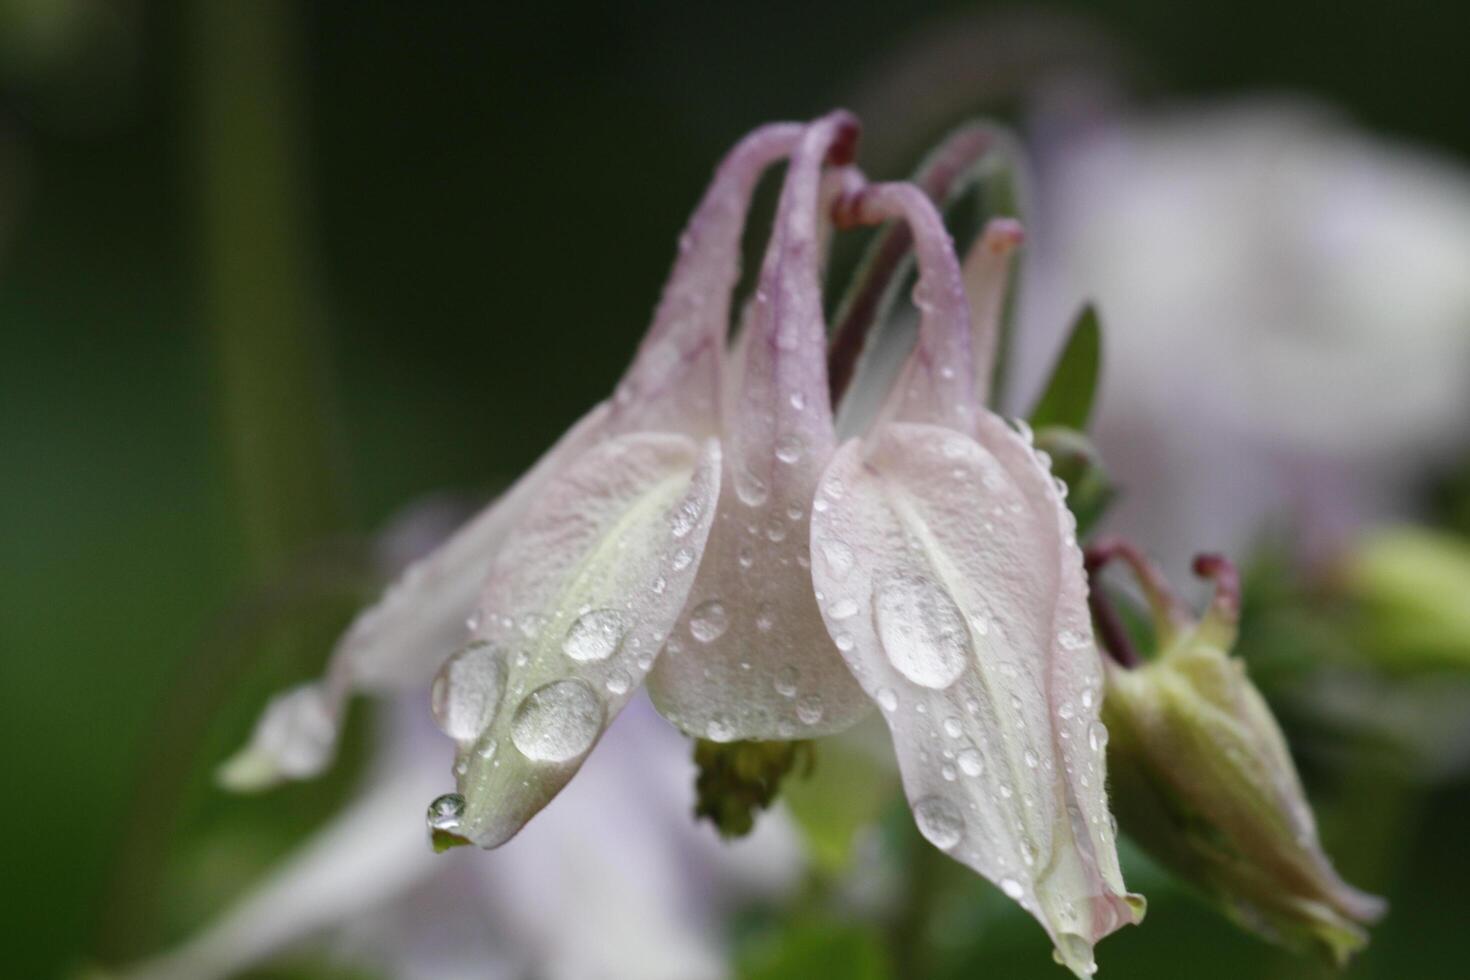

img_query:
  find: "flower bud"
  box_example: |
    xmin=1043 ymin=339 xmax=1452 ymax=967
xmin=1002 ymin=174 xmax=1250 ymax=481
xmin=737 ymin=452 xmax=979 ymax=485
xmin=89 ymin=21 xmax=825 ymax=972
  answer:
xmin=1090 ymin=541 xmax=1386 ymax=964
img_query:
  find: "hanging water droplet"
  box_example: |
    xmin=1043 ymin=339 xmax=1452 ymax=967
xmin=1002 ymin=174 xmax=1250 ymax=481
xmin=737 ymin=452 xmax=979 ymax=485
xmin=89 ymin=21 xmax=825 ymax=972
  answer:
xmin=796 ymin=694 xmax=824 ymax=725
xmin=562 ymin=609 xmax=626 ymax=663
xmin=774 ymin=665 xmax=799 ymax=698
xmin=510 ymin=679 xmax=603 ymax=763
xmin=913 ymin=795 xmax=964 ymax=850
xmin=873 ymin=574 xmax=970 ymax=690
xmin=688 ymin=600 xmax=729 ymax=642
xmin=431 ymin=642 xmax=505 ymax=743
xmin=427 ymin=792 xmax=465 ymax=833
xmin=1000 ymin=877 xmax=1025 ymax=899
xmin=707 ymin=714 xmax=736 ymax=742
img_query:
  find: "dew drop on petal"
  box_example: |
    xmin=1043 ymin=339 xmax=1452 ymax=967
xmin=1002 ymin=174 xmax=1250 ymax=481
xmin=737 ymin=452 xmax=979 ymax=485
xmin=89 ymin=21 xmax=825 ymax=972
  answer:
xmin=774 ymin=665 xmax=799 ymax=698
xmin=827 ymin=597 xmax=859 ymax=620
xmin=562 ymin=609 xmax=626 ymax=663
xmin=958 ymin=747 xmax=984 ymax=777
xmin=1088 ymin=721 xmax=1109 ymax=753
xmin=510 ymin=679 xmax=603 ymax=763
xmin=605 ymin=670 xmax=631 ymax=695
xmin=874 ymin=574 xmax=971 ymax=689
xmin=1001 ymin=877 xmax=1025 ymax=899
xmin=942 ymin=717 xmax=963 ymax=738
xmin=796 ymin=694 xmax=825 ymax=725
xmin=913 ymin=795 xmax=964 ymax=850
xmin=707 ymin=714 xmax=736 ymax=742
xmin=688 ymin=600 xmax=729 ymax=643
xmin=774 ymin=434 xmax=803 ymax=464
xmin=876 ymin=687 xmax=899 ymax=712
xmin=431 ymin=642 xmax=504 ymax=742
xmin=671 ymin=547 xmax=695 ymax=571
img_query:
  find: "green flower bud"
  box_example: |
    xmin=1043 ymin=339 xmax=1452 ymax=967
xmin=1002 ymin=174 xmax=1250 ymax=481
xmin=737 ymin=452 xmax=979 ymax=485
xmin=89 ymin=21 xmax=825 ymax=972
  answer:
xmin=693 ymin=739 xmax=815 ymax=839
xmin=1089 ymin=540 xmax=1386 ymax=965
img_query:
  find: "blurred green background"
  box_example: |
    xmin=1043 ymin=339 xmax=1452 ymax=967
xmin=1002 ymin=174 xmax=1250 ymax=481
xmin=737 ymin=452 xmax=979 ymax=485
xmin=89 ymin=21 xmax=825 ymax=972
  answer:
xmin=3 ymin=1 xmax=1469 ymax=978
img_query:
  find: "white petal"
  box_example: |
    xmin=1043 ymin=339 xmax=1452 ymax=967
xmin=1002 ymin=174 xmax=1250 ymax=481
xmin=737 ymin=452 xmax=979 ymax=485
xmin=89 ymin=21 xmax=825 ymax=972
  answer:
xmin=447 ymin=434 xmax=721 ymax=847
xmin=648 ymin=112 xmax=870 ymax=740
xmin=810 ymin=421 xmax=1140 ymax=975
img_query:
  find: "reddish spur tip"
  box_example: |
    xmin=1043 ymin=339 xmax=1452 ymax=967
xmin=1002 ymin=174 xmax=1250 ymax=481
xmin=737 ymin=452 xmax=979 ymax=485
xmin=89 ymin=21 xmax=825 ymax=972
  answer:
xmin=1192 ymin=553 xmax=1241 ymax=616
xmin=824 ymin=112 xmax=862 ymax=167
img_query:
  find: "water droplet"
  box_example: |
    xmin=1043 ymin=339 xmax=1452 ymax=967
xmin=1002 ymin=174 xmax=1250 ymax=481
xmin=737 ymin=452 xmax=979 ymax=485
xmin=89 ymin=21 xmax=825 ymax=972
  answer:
xmin=1001 ymin=877 xmax=1025 ymax=899
xmin=1024 ymin=748 xmax=1039 ymax=769
xmin=518 ymin=613 xmax=547 ymax=639
xmin=828 ymin=597 xmax=858 ymax=620
xmin=913 ymin=795 xmax=964 ymax=850
xmin=789 ymin=392 xmax=806 ymax=411
xmin=605 ymin=670 xmax=631 ymax=695
xmin=819 ymin=539 xmax=855 ymax=580
xmin=1058 ymin=629 xmax=1088 ymax=651
xmin=774 ymin=665 xmax=799 ymax=698
xmin=671 ymin=547 xmax=695 ymax=571
xmin=1059 ymin=702 xmax=1075 ymax=720
xmin=431 ymin=642 xmax=505 ymax=742
xmin=764 ymin=519 xmax=788 ymax=542
xmin=1088 ymin=722 xmax=1109 ymax=753
xmin=941 ymin=763 xmax=957 ymax=781
xmin=833 ymin=633 xmax=854 ymax=652
xmin=874 ymin=574 xmax=970 ymax=689
xmin=958 ymin=747 xmax=984 ymax=776
xmin=688 ymin=600 xmax=729 ymax=643
xmin=707 ymin=714 xmax=736 ymax=742
xmin=738 ymin=546 xmax=755 ymax=570
xmin=796 ymin=694 xmax=824 ymax=725
xmin=943 ymin=717 xmax=963 ymax=738
xmin=465 ymin=610 xmax=482 ymax=633
xmin=735 ymin=467 xmax=769 ymax=507
xmin=427 ymin=793 xmax=465 ymax=833
xmin=876 ymin=687 xmax=898 ymax=712
xmin=1081 ymin=688 xmax=1096 ymax=710
xmin=652 ymin=575 xmax=667 ymax=595
xmin=774 ymin=434 xmax=803 ymax=464
xmin=510 ymin=679 xmax=603 ymax=763
xmin=670 ymin=497 xmax=702 ymax=538
xmin=754 ymin=603 xmax=775 ymax=631
xmin=562 ymin=609 xmax=626 ymax=663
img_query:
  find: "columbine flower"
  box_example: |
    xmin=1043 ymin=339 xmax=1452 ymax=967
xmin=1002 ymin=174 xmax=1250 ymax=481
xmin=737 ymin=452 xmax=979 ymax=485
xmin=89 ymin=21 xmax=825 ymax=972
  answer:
xmin=216 ymin=111 xmax=1139 ymax=976
xmin=1088 ymin=538 xmax=1386 ymax=965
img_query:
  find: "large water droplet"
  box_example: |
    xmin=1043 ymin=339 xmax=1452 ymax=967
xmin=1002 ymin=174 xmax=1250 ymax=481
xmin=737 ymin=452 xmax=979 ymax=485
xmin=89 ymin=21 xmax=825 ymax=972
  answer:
xmin=913 ymin=795 xmax=964 ymax=850
xmin=562 ymin=609 xmax=626 ymax=663
xmin=426 ymin=792 xmax=471 ymax=851
xmin=510 ymin=679 xmax=603 ymax=763
xmin=874 ymin=574 xmax=971 ymax=689
xmin=431 ymin=642 xmax=504 ymax=742
xmin=688 ymin=600 xmax=729 ymax=643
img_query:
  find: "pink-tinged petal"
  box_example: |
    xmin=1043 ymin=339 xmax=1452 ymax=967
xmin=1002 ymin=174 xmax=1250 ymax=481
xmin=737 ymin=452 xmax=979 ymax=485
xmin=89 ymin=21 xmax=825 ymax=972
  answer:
xmin=221 ymin=123 xmax=803 ymax=791
xmin=217 ymin=406 xmax=610 ymax=790
xmin=963 ymin=218 xmax=1025 ymax=405
xmin=609 ymin=123 xmax=804 ymax=438
xmin=648 ymin=112 xmax=871 ymax=740
xmin=444 ymin=434 xmax=721 ymax=848
xmin=811 ymin=423 xmax=1140 ymax=976
xmin=835 ymin=181 xmax=977 ymax=434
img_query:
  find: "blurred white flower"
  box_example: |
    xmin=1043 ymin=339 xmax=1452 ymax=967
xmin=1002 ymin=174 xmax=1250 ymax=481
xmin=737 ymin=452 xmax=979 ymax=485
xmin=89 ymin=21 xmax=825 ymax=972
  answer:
xmin=117 ymin=692 xmax=802 ymax=980
xmin=1016 ymin=102 xmax=1470 ymax=573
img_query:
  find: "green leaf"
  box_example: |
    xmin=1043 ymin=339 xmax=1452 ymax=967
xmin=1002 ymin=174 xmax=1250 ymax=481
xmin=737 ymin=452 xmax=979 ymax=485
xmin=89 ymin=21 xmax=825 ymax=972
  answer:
xmin=737 ymin=918 xmax=893 ymax=980
xmin=1029 ymin=304 xmax=1102 ymax=432
xmin=1034 ymin=426 xmax=1115 ymax=538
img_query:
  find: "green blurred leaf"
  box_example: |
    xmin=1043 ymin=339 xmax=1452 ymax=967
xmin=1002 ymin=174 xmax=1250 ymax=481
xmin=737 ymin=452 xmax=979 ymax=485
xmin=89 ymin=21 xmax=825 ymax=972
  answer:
xmin=782 ymin=734 xmax=896 ymax=872
xmin=737 ymin=918 xmax=893 ymax=980
xmin=1029 ymin=304 xmax=1102 ymax=432
xmin=1034 ymin=426 xmax=1114 ymax=538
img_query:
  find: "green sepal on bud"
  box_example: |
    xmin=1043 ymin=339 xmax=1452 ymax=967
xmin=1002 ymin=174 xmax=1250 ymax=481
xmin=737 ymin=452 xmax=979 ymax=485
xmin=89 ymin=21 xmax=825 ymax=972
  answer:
xmin=1089 ymin=540 xmax=1386 ymax=966
xmin=693 ymin=739 xmax=815 ymax=839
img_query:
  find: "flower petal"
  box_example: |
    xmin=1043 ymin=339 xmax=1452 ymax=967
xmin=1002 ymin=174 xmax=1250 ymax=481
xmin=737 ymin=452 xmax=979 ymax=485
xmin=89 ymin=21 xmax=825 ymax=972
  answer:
xmin=221 ymin=122 xmax=805 ymax=790
xmin=811 ymin=421 xmax=1140 ymax=975
xmin=217 ymin=405 xmax=611 ymax=790
xmin=446 ymin=433 xmax=721 ymax=847
xmin=648 ymin=112 xmax=871 ymax=741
